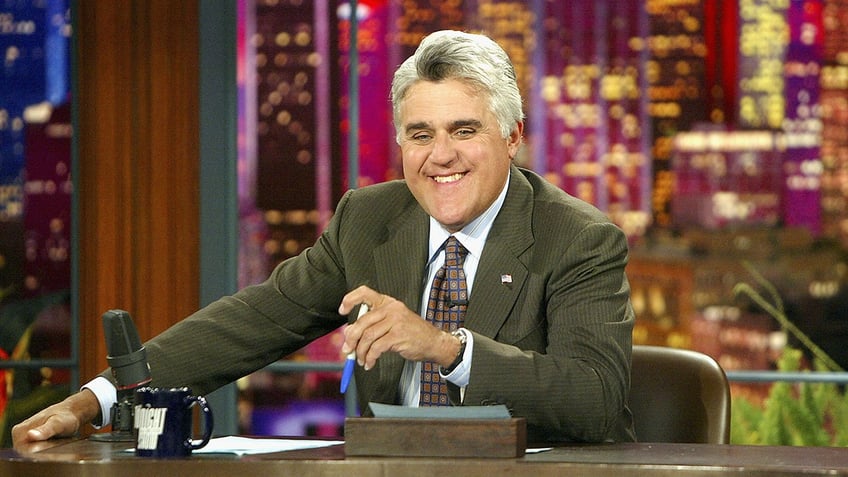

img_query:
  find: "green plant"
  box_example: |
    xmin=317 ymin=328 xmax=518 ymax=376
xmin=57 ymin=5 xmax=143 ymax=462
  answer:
xmin=730 ymin=263 xmax=848 ymax=446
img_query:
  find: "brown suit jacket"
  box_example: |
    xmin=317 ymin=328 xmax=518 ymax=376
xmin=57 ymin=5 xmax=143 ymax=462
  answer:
xmin=137 ymin=165 xmax=635 ymax=443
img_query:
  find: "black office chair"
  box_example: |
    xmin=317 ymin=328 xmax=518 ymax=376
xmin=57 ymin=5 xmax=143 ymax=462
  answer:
xmin=630 ymin=345 xmax=731 ymax=444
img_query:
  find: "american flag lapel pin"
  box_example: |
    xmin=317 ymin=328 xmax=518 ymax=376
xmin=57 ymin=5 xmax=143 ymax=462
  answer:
xmin=500 ymin=274 xmax=512 ymax=284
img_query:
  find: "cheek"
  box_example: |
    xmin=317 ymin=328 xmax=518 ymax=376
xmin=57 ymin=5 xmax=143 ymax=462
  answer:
xmin=401 ymin=147 xmax=428 ymax=173
xmin=464 ymin=139 xmax=504 ymax=162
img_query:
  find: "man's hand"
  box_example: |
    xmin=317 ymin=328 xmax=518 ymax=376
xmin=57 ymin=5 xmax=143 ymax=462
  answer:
xmin=11 ymin=388 xmax=100 ymax=449
xmin=339 ymin=285 xmax=461 ymax=370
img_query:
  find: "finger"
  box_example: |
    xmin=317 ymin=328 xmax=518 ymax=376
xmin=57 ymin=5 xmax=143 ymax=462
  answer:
xmin=27 ymin=427 xmax=50 ymax=442
xmin=29 ymin=416 xmax=67 ymax=443
xmin=338 ymin=285 xmax=372 ymax=315
xmin=29 ymin=410 xmax=81 ymax=443
xmin=340 ymin=319 xmax=363 ymax=355
xmin=44 ymin=416 xmax=71 ymax=438
xmin=340 ymin=302 xmax=386 ymax=356
xmin=356 ymin=320 xmax=394 ymax=369
xmin=12 ymin=418 xmax=53 ymax=446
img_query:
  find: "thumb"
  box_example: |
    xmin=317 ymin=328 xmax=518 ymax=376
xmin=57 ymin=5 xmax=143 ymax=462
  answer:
xmin=27 ymin=422 xmax=57 ymax=442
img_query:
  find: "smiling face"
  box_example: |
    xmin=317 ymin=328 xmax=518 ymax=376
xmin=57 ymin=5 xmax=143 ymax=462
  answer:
xmin=399 ymin=79 xmax=523 ymax=232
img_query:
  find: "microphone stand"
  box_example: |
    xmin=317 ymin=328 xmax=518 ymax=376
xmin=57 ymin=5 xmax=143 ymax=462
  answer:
xmin=88 ymin=390 xmax=137 ymax=442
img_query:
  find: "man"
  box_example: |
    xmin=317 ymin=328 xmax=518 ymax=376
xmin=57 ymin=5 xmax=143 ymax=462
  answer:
xmin=14 ymin=30 xmax=635 ymax=446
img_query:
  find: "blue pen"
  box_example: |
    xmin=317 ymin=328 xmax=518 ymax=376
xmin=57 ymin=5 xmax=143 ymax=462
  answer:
xmin=340 ymin=303 xmax=369 ymax=393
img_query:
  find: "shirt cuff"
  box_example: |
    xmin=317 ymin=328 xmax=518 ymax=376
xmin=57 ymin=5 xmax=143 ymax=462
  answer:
xmin=441 ymin=328 xmax=472 ymax=387
xmin=81 ymin=376 xmax=117 ymax=428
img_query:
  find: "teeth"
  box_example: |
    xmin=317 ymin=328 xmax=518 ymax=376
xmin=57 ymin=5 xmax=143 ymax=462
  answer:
xmin=433 ymin=173 xmax=464 ymax=183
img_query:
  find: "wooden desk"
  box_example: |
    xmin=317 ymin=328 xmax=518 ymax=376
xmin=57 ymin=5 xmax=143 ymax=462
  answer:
xmin=3 ymin=437 xmax=848 ymax=476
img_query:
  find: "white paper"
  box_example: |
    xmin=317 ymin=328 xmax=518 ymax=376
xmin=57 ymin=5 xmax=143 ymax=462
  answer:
xmin=194 ymin=436 xmax=343 ymax=455
xmin=368 ymin=402 xmax=511 ymax=419
xmin=125 ymin=436 xmax=343 ymax=456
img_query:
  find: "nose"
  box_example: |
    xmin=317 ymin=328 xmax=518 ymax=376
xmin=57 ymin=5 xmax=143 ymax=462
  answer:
xmin=428 ymin=132 xmax=456 ymax=165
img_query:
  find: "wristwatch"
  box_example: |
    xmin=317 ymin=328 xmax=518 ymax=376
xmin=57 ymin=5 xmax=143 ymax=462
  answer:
xmin=441 ymin=329 xmax=467 ymax=374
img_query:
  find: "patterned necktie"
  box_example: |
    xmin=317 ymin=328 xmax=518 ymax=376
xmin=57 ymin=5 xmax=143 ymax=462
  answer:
xmin=419 ymin=236 xmax=468 ymax=406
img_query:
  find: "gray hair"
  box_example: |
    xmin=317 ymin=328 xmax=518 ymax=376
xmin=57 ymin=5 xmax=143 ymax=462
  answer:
xmin=390 ymin=30 xmax=525 ymax=143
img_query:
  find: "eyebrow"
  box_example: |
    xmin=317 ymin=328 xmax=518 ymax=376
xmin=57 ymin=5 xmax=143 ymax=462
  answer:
xmin=404 ymin=118 xmax=483 ymax=135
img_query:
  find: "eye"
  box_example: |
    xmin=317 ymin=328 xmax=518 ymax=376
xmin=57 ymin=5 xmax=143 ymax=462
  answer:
xmin=411 ymin=131 xmax=433 ymax=142
xmin=454 ymin=128 xmax=475 ymax=138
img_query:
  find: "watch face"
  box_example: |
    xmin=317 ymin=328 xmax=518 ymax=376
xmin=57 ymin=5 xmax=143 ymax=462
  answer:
xmin=443 ymin=329 xmax=467 ymax=374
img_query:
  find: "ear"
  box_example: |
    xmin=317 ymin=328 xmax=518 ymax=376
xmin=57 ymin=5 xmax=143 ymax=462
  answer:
xmin=507 ymin=121 xmax=524 ymax=159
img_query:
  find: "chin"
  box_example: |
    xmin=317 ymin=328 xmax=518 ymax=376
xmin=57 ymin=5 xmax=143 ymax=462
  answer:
xmin=434 ymin=217 xmax=467 ymax=232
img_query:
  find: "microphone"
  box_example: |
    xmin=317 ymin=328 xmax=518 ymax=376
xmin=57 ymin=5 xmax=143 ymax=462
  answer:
xmin=104 ymin=309 xmax=151 ymax=393
xmin=89 ymin=309 xmax=152 ymax=442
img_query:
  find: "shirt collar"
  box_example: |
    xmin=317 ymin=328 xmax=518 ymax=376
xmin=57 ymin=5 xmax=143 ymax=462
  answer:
xmin=427 ymin=171 xmax=510 ymax=262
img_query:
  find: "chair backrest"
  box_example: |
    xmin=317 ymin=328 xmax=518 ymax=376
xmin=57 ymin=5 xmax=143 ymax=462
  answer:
xmin=630 ymin=345 xmax=731 ymax=444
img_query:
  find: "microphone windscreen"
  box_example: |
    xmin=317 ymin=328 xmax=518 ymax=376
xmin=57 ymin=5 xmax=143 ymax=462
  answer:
xmin=103 ymin=309 xmax=143 ymax=357
xmin=103 ymin=309 xmax=151 ymax=390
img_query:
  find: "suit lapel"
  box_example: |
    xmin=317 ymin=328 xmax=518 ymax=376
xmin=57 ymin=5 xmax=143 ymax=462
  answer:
xmin=465 ymin=167 xmax=535 ymax=338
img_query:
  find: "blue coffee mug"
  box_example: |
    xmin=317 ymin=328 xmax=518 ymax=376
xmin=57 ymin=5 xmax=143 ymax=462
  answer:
xmin=133 ymin=386 xmax=214 ymax=458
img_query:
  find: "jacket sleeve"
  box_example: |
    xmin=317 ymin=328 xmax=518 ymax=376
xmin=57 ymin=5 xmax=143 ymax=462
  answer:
xmin=133 ymin=192 xmax=358 ymax=395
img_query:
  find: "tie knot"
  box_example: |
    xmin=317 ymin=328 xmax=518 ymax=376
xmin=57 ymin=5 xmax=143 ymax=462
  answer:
xmin=444 ymin=236 xmax=468 ymax=266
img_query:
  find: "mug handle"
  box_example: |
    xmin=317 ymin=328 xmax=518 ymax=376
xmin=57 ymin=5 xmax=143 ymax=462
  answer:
xmin=186 ymin=395 xmax=214 ymax=450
